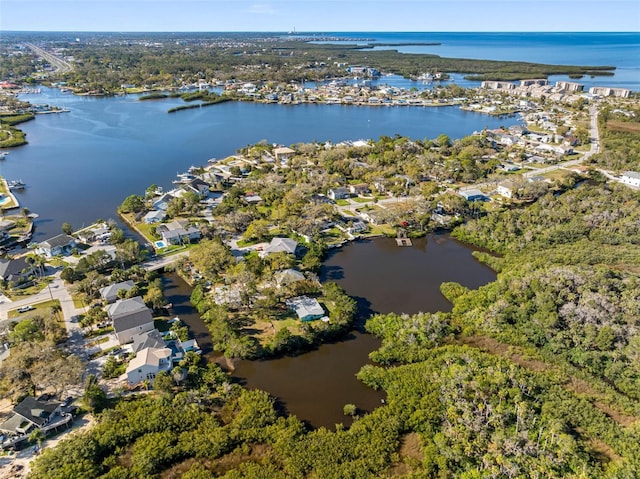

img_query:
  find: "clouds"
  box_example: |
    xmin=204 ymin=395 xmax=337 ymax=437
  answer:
xmin=242 ymin=3 xmax=277 ymax=15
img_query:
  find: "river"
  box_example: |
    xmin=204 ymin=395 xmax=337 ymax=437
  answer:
xmin=165 ymin=234 xmax=496 ymax=429
xmin=10 ymin=87 xmax=518 ymax=241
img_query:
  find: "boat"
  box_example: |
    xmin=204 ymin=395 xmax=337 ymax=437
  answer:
xmin=0 ymin=152 xmax=8 ymax=159
xmin=8 ymin=180 xmax=25 ymax=190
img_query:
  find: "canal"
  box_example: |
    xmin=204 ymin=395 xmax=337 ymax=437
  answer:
xmin=163 ymin=233 xmax=496 ymax=429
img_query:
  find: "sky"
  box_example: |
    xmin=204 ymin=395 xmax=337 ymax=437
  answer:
xmin=1 ymin=0 xmax=639 ymax=32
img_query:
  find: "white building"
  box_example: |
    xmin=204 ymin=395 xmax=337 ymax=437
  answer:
xmin=620 ymin=171 xmax=640 ymax=188
xmin=126 ymin=347 xmax=172 ymax=386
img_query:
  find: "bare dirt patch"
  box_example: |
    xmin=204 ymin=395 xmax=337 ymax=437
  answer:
xmin=386 ymin=432 xmax=423 ymax=477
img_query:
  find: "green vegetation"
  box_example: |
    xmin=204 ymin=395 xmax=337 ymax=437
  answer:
xmin=0 ymin=113 xmax=35 ymax=126
xmin=587 ymin=104 xmax=640 ymax=172
xmin=0 ymin=33 xmax=615 ymax=94
xmin=0 ymin=123 xmax=27 ymax=147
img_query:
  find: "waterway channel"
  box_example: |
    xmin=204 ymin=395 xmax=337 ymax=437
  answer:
xmin=164 ymin=233 xmax=496 ymax=429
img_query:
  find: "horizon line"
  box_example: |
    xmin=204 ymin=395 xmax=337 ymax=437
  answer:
xmin=2 ymin=29 xmax=639 ymax=34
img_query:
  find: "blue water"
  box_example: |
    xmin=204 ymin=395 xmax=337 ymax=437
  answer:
xmin=11 ymin=87 xmax=518 ymax=240
xmin=311 ymin=32 xmax=640 ymax=91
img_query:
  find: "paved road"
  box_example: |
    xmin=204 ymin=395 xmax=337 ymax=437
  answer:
xmin=24 ymin=42 xmax=73 ymax=73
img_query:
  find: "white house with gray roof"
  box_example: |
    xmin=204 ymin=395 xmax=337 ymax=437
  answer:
xmin=37 ymin=234 xmax=77 ymax=258
xmin=620 ymin=171 xmax=640 ymax=188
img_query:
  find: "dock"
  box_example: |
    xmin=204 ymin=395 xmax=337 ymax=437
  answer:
xmin=395 ymin=227 xmax=412 ymax=247
xmin=396 ymin=238 xmax=412 ymax=247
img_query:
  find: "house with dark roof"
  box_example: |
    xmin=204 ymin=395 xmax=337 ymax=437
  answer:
xmin=99 ymin=280 xmax=135 ymax=304
xmin=0 ymin=396 xmax=66 ymax=437
xmin=107 ymin=296 xmax=154 ymax=344
xmin=0 ymin=257 xmax=36 ymax=288
xmin=37 ymin=234 xmax=77 ymax=258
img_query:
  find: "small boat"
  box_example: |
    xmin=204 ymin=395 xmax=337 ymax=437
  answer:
xmin=8 ymin=180 xmax=25 ymax=189
xmin=0 ymin=152 xmax=8 ymax=159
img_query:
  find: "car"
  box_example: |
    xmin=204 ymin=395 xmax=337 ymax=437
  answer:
xmin=17 ymin=305 xmax=34 ymax=313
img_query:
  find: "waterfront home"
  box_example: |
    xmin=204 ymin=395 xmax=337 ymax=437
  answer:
xmin=620 ymin=171 xmax=640 ymax=188
xmin=274 ymin=146 xmax=295 ymax=165
xmin=143 ymin=210 xmax=166 ymax=224
xmin=107 ymin=296 xmax=154 ymax=344
xmin=182 ymin=178 xmax=211 ymax=198
xmin=99 ymin=280 xmax=135 ymax=304
xmin=125 ymin=346 xmax=172 ymax=386
xmin=37 ymin=234 xmax=77 ymax=258
xmin=75 ymin=223 xmax=109 ymax=244
xmin=286 ymin=296 xmax=326 ymax=322
xmin=152 ymin=193 xmax=175 ymax=211
xmin=327 ymin=187 xmax=350 ymax=200
xmin=261 ymin=237 xmax=298 ymax=257
xmin=156 ymin=220 xmax=201 ymax=246
xmin=0 ymin=257 xmax=37 ymax=289
xmin=0 ymin=220 xmax=15 ymax=241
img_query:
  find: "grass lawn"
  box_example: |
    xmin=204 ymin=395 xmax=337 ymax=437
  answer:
xmin=366 ymin=224 xmax=397 ymax=237
xmin=352 ymin=197 xmax=374 ymax=204
xmin=335 ymin=199 xmax=350 ymax=206
xmin=7 ymin=299 xmax=60 ymax=318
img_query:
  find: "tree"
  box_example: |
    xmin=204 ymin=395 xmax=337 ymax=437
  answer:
xmin=189 ymin=239 xmax=233 ymax=279
xmin=118 ymin=194 xmax=145 ymax=214
xmin=61 ymin=222 xmax=73 ymax=235
xmin=83 ymin=374 xmax=107 ymax=412
xmin=153 ymin=371 xmax=175 ymax=396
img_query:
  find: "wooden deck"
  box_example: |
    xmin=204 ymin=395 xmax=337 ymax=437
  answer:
xmin=395 ymin=238 xmax=412 ymax=247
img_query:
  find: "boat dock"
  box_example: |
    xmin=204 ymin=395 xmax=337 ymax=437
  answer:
xmin=395 ymin=228 xmax=412 ymax=246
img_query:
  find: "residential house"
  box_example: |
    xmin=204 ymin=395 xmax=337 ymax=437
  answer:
xmin=143 ymin=210 xmax=166 ymax=224
xmin=182 ymin=178 xmax=210 ymax=198
xmin=152 ymin=193 xmax=174 ymax=211
xmin=274 ymin=146 xmax=295 ymax=165
xmin=0 ymin=220 xmax=15 ymax=243
xmin=37 ymin=234 xmax=77 ymax=258
xmin=261 ymin=237 xmax=298 ymax=257
xmin=327 ymin=187 xmax=350 ymax=200
xmin=0 ymin=257 xmax=37 ymax=288
xmin=76 ymin=223 xmax=110 ymax=244
xmin=620 ymin=171 xmax=640 ymax=188
xmin=496 ymin=180 xmax=515 ymax=198
xmin=99 ymin=280 xmax=135 ymax=304
xmin=348 ymin=183 xmax=370 ymax=196
xmin=274 ymin=269 xmax=306 ymax=289
xmin=459 ymin=189 xmax=488 ymax=202
xmin=131 ymin=328 xmax=166 ymax=354
xmin=125 ymin=347 xmax=172 ymax=386
xmin=244 ymin=193 xmax=263 ymax=204
xmin=286 ymin=296 xmax=326 ymax=322
xmin=107 ymin=296 xmax=154 ymax=344
xmin=156 ymin=220 xmax=201 ymax=246
xmin=0 ymin=396 xmax=68 ymax=438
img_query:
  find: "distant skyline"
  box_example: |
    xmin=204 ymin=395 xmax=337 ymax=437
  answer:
xmin=2 ymin=0 xmax=639 ymax=32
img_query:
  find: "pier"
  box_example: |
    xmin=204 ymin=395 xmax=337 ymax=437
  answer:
xmin=395 ymin=228 xmax=412 ymax=247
